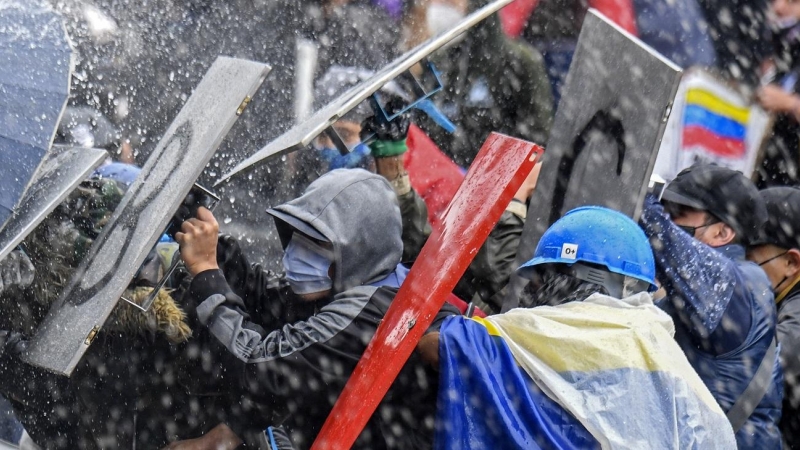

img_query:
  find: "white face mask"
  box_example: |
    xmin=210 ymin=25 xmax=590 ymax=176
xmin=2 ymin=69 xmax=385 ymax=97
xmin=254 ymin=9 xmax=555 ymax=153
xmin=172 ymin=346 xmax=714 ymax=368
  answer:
xmin=282 ymin=233 xmax=334 ymax=295
xmin=426 ymin=3 xmax=467 ymax=38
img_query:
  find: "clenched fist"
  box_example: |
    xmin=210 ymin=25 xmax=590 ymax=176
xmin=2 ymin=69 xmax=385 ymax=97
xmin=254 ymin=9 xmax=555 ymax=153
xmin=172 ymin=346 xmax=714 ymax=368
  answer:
xmin=174 ymin=207 xmax=220 ymax=276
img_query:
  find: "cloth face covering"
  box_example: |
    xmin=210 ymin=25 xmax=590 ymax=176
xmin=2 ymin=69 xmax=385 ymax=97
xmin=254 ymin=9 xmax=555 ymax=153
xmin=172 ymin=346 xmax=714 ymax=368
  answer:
xmin=282 ymin=233 xmax=334 ymax=294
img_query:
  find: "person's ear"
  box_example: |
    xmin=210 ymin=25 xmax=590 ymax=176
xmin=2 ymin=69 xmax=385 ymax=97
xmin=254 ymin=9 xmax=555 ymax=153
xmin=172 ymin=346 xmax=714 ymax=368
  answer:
xmin=785 ymin=249 xmax=800 ymax=279
xmin=709 ymin=222 xmax=736 ymax=247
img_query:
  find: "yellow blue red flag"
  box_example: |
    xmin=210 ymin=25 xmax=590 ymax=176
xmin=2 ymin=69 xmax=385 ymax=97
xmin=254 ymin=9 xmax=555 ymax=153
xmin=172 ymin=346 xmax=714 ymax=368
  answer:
xmin=435 ymin=293 xmax=736 ymax=449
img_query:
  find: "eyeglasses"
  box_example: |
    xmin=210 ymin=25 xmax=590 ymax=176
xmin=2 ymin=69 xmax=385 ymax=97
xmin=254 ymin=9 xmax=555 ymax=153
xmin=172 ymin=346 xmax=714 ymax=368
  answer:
xmin=676 ymin=219 xmax=719 ymax=237
xmin=757 ymin=251 xmax=788 ymax=267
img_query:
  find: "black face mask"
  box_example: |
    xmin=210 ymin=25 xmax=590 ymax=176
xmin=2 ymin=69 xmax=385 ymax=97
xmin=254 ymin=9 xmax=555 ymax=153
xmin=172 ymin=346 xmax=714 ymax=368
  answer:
xmin=758 ymin=251 xmax=790 ymax=292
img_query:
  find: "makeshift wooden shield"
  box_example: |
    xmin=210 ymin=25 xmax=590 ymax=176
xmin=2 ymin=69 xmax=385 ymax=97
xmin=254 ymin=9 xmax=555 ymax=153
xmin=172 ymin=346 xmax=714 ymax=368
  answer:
xmin=502 ymin=9 xmax=682 ymax=311
xmin=23 ymin=56 xmax=271 ymax=376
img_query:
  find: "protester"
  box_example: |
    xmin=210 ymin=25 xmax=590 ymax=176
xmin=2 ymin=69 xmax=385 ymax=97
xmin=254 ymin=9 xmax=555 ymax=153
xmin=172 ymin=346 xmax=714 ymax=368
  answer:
xmin=632 ymin=0 xmax=717 ymax=69
xmin=173 ymin=169 xmax=458 ymax=448
xmin=453 ymin=161 xmax=541 ymax=314
xmin=757 ymin=0 xmax=800 ymax=186
xmin=511 ymin=0 xmax=585 ymax=104
xmin=291 ymin=65 xmax=434 ymax=263
xmin=418 ymin=206 xmax=736 ymax=448
xmin=639 ymin=164 xmax=783 ymax=447
xmin=747 ymin=186 xmax=800 ymax=447
xmin=419 ymin=0 xmax=553 ymax=166
xmin=694 ymin=0 xmax=770 ymax=85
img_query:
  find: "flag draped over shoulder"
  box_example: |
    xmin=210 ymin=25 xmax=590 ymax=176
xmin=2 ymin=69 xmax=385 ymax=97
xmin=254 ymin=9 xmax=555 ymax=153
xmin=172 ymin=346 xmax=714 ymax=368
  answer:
xmin=435 ymin=312 xmax=598 ymax=450
xmin=436 ymin=292 xmax=736 ymax=449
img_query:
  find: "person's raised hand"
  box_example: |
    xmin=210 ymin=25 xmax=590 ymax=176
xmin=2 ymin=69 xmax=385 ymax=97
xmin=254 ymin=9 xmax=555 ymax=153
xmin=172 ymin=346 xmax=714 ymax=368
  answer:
xmin=361 ymin=100 xmax=411 ymax=159
xmin=514 ymin=161 xmax=543 ymax=202
xmin=161 ymin=423 xmax=242 ymax=450
xmin=757 ymin=84 xmax=799 ymax=114
xmin=175 ymin=207 xmax=220 ymax=276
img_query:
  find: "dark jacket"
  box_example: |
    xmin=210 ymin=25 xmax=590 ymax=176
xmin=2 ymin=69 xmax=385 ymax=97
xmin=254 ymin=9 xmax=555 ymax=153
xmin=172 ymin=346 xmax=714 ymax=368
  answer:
xmin=694 ymin=0 xmax=770 ymax=85
xmin=759 ymin=24 xmax=800 ymax=188
xmin=190 ymin=170 xmax=456 ymax=448
xmin=425 ymin=0 xmax=553 ymax=167
xmin=455 ymin=204 xmax=526 ymax=314
xmin=777 ymin=283 xmax=800 ymax=448
xmin=640 ymin=197 xmax=783 ymax=448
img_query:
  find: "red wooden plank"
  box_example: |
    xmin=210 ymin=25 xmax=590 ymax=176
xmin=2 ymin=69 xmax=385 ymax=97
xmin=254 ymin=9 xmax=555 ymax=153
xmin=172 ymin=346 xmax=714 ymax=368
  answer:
xmin=311 ymin=133 xmax=543 ymax=449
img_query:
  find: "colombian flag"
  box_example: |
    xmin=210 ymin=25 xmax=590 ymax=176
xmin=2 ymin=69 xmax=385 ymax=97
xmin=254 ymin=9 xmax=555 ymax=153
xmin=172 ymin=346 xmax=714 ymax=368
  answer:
xmin=435 ymin=293 xmax=736 ymax=449
xmin=682 ymin=88 xmax=750 ymax=158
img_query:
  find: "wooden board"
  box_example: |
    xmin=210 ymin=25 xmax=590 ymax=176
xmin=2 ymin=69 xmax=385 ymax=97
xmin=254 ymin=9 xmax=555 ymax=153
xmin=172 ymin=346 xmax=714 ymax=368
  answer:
xmin=23 ymin=57 xmax=271 ymax=376
xmin=501 ymin=10 xmax=682 ymax=311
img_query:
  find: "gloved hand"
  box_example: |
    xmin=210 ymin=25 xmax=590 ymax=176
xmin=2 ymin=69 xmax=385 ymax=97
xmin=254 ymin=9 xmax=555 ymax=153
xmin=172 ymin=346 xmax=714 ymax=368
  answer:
xmin=0 ymin=249 xmax=35 ymax=295
xmin=360 ymin=103 xmax=411 ymax=158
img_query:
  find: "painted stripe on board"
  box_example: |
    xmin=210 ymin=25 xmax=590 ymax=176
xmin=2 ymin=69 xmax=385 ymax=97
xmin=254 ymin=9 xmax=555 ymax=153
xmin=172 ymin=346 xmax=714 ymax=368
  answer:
xmin=686 ymin=88 xmax=750 ymax=124
xmin=683 ymin=125 xmax=746 ymax=158
xmin=683 ymin=105 xmax=747 ymax=140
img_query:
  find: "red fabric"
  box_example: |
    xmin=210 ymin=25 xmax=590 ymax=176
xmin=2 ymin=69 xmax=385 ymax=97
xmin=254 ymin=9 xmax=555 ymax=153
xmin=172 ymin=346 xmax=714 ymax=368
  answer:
xmin=499 ymin=0 xmax=540 ymax=38
xmin=444 ymin=293 xmax=488 ymax=318
xmin=682 ymin=126 xmax=746 ymax=158
xmin=499 ymin=0 xmax=638 ymax=38
xmin=404 ymin=125 xmax=464 ymax=231
xmin=590 ymin=0 xmax=638 ymax=35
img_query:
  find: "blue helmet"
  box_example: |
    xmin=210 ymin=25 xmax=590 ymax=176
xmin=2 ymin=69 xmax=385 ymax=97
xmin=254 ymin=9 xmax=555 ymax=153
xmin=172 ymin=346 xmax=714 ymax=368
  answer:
xmin=91 ymin=162 xmax=141 ymax=187
xmin=517 ymin=206 xmax=657 ymax=293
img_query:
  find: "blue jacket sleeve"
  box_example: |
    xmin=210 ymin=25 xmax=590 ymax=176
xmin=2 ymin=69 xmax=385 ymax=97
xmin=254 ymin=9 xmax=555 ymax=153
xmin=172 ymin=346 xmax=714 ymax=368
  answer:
xmin=639 ymin=195 xmax=750 ymax=352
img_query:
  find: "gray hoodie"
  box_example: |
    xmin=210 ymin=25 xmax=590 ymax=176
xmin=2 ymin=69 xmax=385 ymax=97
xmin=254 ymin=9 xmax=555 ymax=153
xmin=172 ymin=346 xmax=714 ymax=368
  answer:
xmin=189 ymin=169 xmax=453 ymax=449
xmin=267 ymin=168 xmax=403 ymax=293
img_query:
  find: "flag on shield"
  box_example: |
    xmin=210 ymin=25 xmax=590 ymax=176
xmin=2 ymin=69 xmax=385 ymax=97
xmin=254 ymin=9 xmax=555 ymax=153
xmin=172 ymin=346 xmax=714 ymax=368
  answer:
xmin=681 ymin=88 xmax=750 ymax=159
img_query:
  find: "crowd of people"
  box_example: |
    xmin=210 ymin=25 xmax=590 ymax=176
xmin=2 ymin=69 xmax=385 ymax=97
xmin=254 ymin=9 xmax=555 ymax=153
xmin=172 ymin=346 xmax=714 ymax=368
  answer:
xmin=2 ymin=0 xmax=800 ymax=448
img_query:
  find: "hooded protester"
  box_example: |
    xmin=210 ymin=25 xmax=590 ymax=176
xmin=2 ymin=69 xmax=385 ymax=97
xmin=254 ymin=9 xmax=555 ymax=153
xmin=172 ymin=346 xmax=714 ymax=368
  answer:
xmin=419 ymin=206 xmax=736 ymax=448
xmin=757 ymin=0 xmax=800 ymax=187
xmin=747 ymin=186 xmax=800 ymax=447
xmin=420 ymin=0 xmax=554 ymax=167
xmin=289 ymin=65 xmax=433 ymax=264
xmin=639 ymin=164 xmax=783 ymax=448
xmin=173 ymin=169 xmax=458 ymax=448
